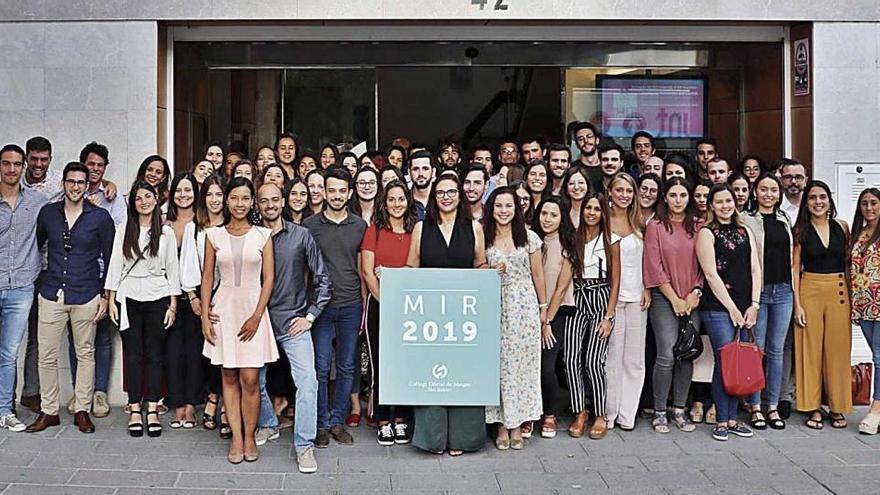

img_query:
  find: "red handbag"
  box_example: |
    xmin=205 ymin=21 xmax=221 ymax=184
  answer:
xmin=719 ymin=327 xmax=765 ymax=397
xmin=852 ymin=362 xmax=873 ymax=406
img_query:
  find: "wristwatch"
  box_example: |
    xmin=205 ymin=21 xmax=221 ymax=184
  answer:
xmin=305 ymin=313 xmax=316 ymax=325
xmin=603 ymin=314 xmax=615 ymax=324
xmin=692 ymin=288 xmax=703 ymax=298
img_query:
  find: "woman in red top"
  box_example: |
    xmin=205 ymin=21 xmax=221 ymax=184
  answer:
xmin=360 ymin=180 xmax=418 ymax=446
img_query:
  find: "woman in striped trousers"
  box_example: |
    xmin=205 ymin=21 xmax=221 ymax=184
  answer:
xmin=564 ymin=193 xmax=620 ymax=439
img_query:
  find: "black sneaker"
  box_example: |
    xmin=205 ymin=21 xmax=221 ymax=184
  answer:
xmin=393 ymin=422 xmax=410 ymax=444
xmin=377 ymin=424 xmax=394 ymax=446
xmin=315 ymin=428 xmax=331 ymax=448
xmin=728 ymin=423 xmax=754 ymax=438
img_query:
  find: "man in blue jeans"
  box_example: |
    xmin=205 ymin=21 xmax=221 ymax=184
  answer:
xmin=0 ymin=144 xmax=48 ymax=431
xmin=257 ymin=183 xmax=330 ymax=472
xmin=304 ymin=167 xmax=367 ymax=447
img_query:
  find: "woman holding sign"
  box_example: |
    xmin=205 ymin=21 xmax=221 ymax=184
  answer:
xmin=361 ymin=180 xmax=417 ymax=446
xmin=406 ymin=174 xmax=488 ymax=456
xmin=483 ymin=187 xmax=548 ymax=450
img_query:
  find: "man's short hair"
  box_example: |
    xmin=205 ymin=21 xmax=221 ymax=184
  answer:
xmin=707 ymin=157 xmax=730 ymax=170
xmin=79 ymin=141 xmax=109 ymax=165
xmin=324 ymin=165 xmax=353 ymax=188
xmin=573 ymin=121 xmax=599 ymax=138
xmin=62 ymin=161 xmax=90 ymax=181
xmin=25 ymin=136 xmax=51 ymax=155
xmin=598 ymin=143 xmax=625 ymax=159
xmin=409 ymin=150 xmax=435 ymax=169
xmin=546 ymin=142 xmax=571 ymax=162
xmin=0 ymin=144 xmax=25 ymax=162
xmin=696 ymin=137 xmax=717 ymax=149
xmin=631 ymin=131 xmax=655 ymax=150
xmin=463 ymin=164 xmax=489 ymax=182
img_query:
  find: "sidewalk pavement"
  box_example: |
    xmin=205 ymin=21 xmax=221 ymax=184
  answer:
xmin=1 ymin=406 xmax=879 ymax=494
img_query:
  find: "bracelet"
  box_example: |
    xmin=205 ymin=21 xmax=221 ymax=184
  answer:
xmin=538 ymin=302 xmax=549 ymax=309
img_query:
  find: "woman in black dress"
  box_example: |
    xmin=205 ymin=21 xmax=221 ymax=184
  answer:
xmin=406 ymin=174 xmax=488 ymax=455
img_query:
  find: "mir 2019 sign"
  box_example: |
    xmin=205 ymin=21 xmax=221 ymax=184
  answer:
xmin=379 ymin=268 xmax=501 ymax=406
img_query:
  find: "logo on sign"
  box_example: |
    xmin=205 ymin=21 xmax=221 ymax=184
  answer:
xmin=432 ymin=364 xmax=448 ymax=379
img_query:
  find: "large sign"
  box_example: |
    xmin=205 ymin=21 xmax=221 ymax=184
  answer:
xmin=379 ymin=268 xmax=501 ymax=406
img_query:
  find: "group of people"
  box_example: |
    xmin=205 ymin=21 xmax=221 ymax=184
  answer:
xmin=1 ymin=126 xmax=879 ymax=474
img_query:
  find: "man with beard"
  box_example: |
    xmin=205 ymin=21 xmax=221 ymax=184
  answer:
xmin=408 ymin=150 xmax=434 ymax=221
xmin=462 ymin=165 xmax=488 ymax=221
xmin=471 ymin=144 xmax=501 ymax=199
xmin=275 ymin=133 xmax=298 ymax=180
xmin=438 ymin=138 xmax=462 ymax=173
xmin=27 ymin=162 xmax=113 ymax=434
xmin=573 ymin=122 xmax=603 ymax=191
xmin=597 ymin=143 xmax=625 ymax=193
xmin=546 ymin=143 xmax=571 ymax=195
xmin=520 ymin=136 xmax=547 ymax=166
xmin=641 ymin=156 xmax=664 ymax=177
xmin=303 ymin=167 xmax=367 ymax=447
xmin=256 ymin=182 xmax=329 ymax=473
xmin=497 ymin=140 xmax=522 ymax=184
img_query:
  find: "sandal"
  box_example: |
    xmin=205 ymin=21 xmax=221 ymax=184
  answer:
xmin=705 ymin=404 xmax=717 ymax=425
xmin=521 ymin=421 xmax=533 ymax=439
xmin=541 ymin=416 xmax=557 ymax=438
xmin=128 ymin=407 xmax=144 ymax=438
xmin=690 ymin=403 xmax=704 ymax=424
xmin=219 ymin=409 xmax=232 ymax=439
xmin=805 ymin=412 xmax=824 ymax=430
xmin=202 ymin=398 xmax=218 ymax=431
xmin=671 ymin=410 xmax=696 ymax=432
xmin=859 ymin=412 xmax=880 ymax=435
xmin=146 ymin=409 xmax=162 ymax=438
xmin=749 ymin=410 xmax=768 ymax=430
xmin=639 ymin=408 xmax=655 ymax=419
xmin=766 ymin=409 xmax=786 ymax=430
xmin=830 ymin=413 xmax=847 ymax=429
xmin=652 ymin=412 xmax=670 ymax=433
xmin=169 ymin=419 xmax=183 ymax=429
xmin=448 ymin=449 xmax=464 ymax=456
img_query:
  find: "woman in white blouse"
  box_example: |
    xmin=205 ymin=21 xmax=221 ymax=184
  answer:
xmin=106 ymin=181 xmax=181 ymax=438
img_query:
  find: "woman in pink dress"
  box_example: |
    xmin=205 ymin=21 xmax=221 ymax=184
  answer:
xmin=201 ymin=176 xmax=279 ymax=464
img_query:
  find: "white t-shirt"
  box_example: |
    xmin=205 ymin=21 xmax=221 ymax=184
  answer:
xmin=780 ymin=195 xmax=799 ymax=227
xmin=617 ymin=233 xmax=644 ymax=302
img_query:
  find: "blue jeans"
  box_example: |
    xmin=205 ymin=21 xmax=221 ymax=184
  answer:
xmin=258 ymin=331 xmax=319 ymax=451
xmin=701 ymin=311 xmax=741 ymax=424
xmin=0 ymin=285 xmax=35 ymax=416
xmin=313 ymin=303 xmax=362 ymax=429
xmin=749 ymin=283 xmax=793 ymax=406
xmin=69 ymin=317 xmax=113 ymax=393
xmin=859 ymin=320 xmax=880 ymax=401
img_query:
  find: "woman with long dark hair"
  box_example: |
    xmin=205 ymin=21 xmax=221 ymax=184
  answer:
xmin=728 ymin=172 xmax=751 ymax=211
xmin=643 ymin=177 xmax=703 ymax=434
xmin=524 ymin=161 xmax=551 ymax=209
xmin=337 ymin=151 xmax=359 ymax=176
xmin=191 ymin=160 xmax=214 ymax=187
xmin=637 ymin=173 xmax=660 ymax=227
xmin=203 ymin=142 xmax=224 ymax=172
xmin=305 ymin=169 xmax=325 ymax=217
xmin=281 ymin=177 xmax=311 ymax=224
xmin=165 ymin=173 xmax=204 ymax=430
xmin=260 ymin=163 xmax=289 ymax=190
xmin=106 ymin=181 xmax=181 ymax=438
xmin=565 ymin=192 xmax=621 ymax=439
xmin=483 ymin=186 xmax=548 ymax=450
xmin=136 ymin=155 xmax=172 ymax=208
xmin=531 ymin=197 xmax=577 ymax=438
xmin=319 ymin=145 xmax=338 ymax=169
xmin=380 ymin=166 xmax=406 ymax=189
xmin=253 ymin=145 xmax=276 ymax=173
xmin=742 ymin=173 xmax=794 ymax=430
xmin=296 ymin=152 xmax=319 ymax=179
xmin=350 ymin=167 xmax=380 ymax=224
xmin=201 ymin=177 xmax=279 ymax=463
xmin=511 ymin=181 xmax=534 ymax=224
xmin=406 ymin=174 xmax=488 ymax=456
xmin=560 ymin=166 xmax=590 ymax=229
xmin=697 ymin=184 xmax=762 ymax=441
xmin=361 ymin=180 xmax=418 ymax=445
xmin=793 ymin=180 xmax=852 ymax=429
xmin=851 ymin=187 xmax=880 ymax=434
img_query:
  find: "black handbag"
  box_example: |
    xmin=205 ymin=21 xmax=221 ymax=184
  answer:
xmin=673 ymin=315 xmax=703 ymax=361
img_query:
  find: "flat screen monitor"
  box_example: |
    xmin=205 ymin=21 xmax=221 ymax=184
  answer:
xmin=595 ymin=75 xmax=707 ymax=139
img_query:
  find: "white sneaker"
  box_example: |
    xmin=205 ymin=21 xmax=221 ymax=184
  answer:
xmin=92 ymin=391 xmax=110 ymax=418
xmin=67 ymin=396 xmax=76 ymax=415
xmin=297 ymin=446 xmax=318 ymax=474
xmin=255 ymin=426 xmax=280 ymax=446
xmin=0 ymin=413 xmax=26 ymax=432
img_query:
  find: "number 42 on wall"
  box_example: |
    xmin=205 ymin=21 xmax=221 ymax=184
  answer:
xmin=471 ymin=0 xmax=509 ymax=11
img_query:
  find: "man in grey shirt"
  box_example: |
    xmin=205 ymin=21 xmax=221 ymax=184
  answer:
xmin=303 ymin=167 xmax=367 ymax=447
xmin=255 ymin=182 xmax=330 ymax=473
xmin=0 ymin=144 xmax=48 ymax=432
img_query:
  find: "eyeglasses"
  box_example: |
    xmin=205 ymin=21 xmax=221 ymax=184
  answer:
xmin=63 ymin=228 xmax=72 ymax=252
xmin=435 ymin=189 xmax=459 ymax=198
xmin=782 ymin=174 xmax=806 ymax=182
xmin=356 ymin=180 xmax=377 ymax=187
xmin=64 ymin=179 xmax=87 ymax=187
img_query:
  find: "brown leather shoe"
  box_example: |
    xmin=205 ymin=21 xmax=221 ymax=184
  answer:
xmin=589 ymin=416 xmax=608 ymax=440
xmin=20 ymin=395 xmax=41 ymax=414
xmin=569 ymin=411 xmax=589 ymax=438
xmin=26 ymin=413 xmax=60 ymax=433
xmin=74 ymin=411 xmax=95 ymax=433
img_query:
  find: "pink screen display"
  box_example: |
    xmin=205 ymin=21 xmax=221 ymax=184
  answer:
xmin=597 ymin=78 xmax=705 ymax=138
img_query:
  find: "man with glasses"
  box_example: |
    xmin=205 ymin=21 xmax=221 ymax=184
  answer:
xmin=0 ymin=144 xmax=48 ymax=432
xmin=26 ymin=162 xmax=113 ymax=434
xmin=573 ymin=122 xmax=603 ymax=191
xmin=777 ymin=158 xmax=807 ymax=420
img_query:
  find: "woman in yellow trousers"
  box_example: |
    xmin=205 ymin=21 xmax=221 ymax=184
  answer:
xmin=792 ymin=180 xmax=852 ymax=429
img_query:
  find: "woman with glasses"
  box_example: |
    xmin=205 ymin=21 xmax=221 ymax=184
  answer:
xmin=511 ymin=181 xmax=534 ymax=223
xmin=406 ymin=174 xmax=488 ymax=456
xmin=350 ymin=167 xmax=380 ymax=225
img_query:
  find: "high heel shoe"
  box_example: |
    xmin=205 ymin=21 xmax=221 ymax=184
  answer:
xmin=219 ymin=408 xmax=232 ymax=440
xmin=146 ymin=409 xmax=162 ymax=438
xmin=128 ymin=406 xmax=144 ymax=438
xmin=569 ymin=411 xmax=588 ymax=438
xmin=202 ymin=398 xmax=218 ymax=431
xmin=859 ymin=412 xmax=880 ymax=435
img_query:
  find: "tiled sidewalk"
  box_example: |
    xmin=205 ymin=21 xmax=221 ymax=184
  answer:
xmin=1 ymin=406 xmax=879 ymax=494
